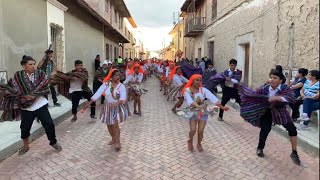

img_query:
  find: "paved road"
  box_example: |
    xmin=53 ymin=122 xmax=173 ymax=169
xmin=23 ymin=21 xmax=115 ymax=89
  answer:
xmin=0 ymin=77 xmax=319 ymax=180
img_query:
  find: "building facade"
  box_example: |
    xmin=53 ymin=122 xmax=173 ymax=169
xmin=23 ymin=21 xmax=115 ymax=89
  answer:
xmin=180 ymin=0 xmax=319 ymax=88
xmin=0 ymin=0 xmax=137 ymax=83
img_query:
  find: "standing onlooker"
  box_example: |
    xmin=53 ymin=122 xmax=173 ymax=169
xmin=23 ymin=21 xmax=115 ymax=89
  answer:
xmin=199 ymin=58 xmax=205 ymax=72
xmin=288 ymin=68 xmax=308 ymax=120
xmin=38 ymin=50 xmax=61 ymax=106
xmin=298 ymin=70 xmax=320 ymax=129
xmin=94 ymin=55 xmax=100 ymax=71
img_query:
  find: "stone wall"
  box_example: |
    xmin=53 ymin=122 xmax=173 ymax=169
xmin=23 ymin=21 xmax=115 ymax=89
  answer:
xmin=205 ymin=0 xmax=319 ymax=88
xmin=275 ymin=0 xmax=319 ymax=71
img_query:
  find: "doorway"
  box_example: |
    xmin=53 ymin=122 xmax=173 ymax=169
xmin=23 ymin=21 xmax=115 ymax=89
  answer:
xmin=244 ymin=44 xmax=250 ymax=86
xmin=208 ymin=41 xmax=214 ymax=62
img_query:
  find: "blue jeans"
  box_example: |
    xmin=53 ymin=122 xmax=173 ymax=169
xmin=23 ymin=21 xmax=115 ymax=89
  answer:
xmin=303 ymin=98 xmax=320 ymax=125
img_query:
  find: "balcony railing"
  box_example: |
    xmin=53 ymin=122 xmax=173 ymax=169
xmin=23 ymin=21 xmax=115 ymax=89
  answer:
xmin=185 ymin=17 xmax=206 ymax=37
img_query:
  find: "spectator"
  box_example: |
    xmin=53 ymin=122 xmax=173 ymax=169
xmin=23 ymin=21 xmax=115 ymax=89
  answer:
xmin=289 ymin=68 xmax=308 ymax=120
xmin=298 ymin=70 xmax=320 ymax=129
xmin=199 ymin=58 xmax=205 ymax=72
xmin=94 ymin=55 xmax=100 ymax=71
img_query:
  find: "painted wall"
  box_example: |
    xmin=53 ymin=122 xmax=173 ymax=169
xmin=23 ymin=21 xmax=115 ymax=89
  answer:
xmin=47 ymin=0 xmax=67 ymax=72
xmin=0 ymin=0 xmax=48 ymax=78
xmin=63 ymin=1 xmax=104 ymax=82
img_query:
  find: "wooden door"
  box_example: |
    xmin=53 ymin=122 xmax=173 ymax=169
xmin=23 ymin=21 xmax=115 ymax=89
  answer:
xmin=244 ymin=44 xmax=250 ymax=86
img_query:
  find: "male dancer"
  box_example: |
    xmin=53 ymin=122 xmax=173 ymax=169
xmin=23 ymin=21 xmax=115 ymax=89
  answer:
xmin=218 ymin=59 xmax=242 ymax=121
xmin=38 ymin=49 xmax=61 ymax=106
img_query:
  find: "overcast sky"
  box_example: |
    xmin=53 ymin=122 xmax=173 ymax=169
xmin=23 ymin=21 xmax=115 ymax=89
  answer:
xmin=124 ymin=0 xmax=185 ymax=51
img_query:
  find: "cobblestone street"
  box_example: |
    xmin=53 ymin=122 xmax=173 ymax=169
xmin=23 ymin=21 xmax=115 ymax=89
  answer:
xmin=0 ymin=77 xmax=319 ymax=180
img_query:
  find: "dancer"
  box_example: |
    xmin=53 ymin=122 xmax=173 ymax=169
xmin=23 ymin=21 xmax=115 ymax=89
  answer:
xmin=182 ymin=74 xmax=229 ymax=152
xmin=0 ymin=55 xmax=62 ymax=155
xmin=84 ymin=69 xmax=130 ymax=151
xmin=37 ymin=49 xmax=61 ymax=106
xmin=54 ymin=60 xmax=95 ymax=121
xmin=238 ymin=69 xmax=301 ymax=165
xmin=123 ymin=64 xmax=147 ymax=116
xmin=168 ymin=66 xmax=188 ymax=113
xmin=218 ymin=59 xmax=242 ymax=121
xmin=164 ymin=63 xmax=175 ymax=95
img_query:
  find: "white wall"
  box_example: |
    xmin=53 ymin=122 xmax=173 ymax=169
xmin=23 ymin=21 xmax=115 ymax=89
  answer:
xmin=47 ymin=0 xmax=67 ymax=71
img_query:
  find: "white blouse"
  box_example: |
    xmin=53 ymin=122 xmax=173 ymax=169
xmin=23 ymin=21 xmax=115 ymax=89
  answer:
xmin=184 ymin=87 xmax=219 ymax=107
xmin=172 ymin=74 xmax=188 ymax=87
xmin=123 ymin=73 xmax=143 ymax=84
xmin=91 ymin=82 xmax=126 ymax=103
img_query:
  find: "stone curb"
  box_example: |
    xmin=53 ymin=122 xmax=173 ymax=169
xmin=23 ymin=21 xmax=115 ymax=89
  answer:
xmin=0 ymin=101 xmax=86 ymax=162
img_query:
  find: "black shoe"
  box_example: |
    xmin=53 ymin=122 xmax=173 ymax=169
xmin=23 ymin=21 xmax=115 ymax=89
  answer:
xmin=290 ymin=152 xmax=301 ymax=165
xmin=256 ymin=149 xmax=264 ymax=157
xmin=54 ymin=103 xmax=61 ymax=107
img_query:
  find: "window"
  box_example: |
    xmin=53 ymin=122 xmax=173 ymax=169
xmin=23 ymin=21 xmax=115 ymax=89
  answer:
xmin=106 ymin=44 xmax=110 ymax=59
xmin=212 ymin=0 xmax=217 ymax=20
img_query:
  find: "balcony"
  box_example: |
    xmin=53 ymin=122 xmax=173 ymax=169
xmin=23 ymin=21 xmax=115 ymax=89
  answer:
xmin=184 ymin=17 xmax=206 ymax=37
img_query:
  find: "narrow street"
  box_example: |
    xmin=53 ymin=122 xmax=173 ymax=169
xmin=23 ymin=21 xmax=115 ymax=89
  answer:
xmin=0 ymin=77 xmax=318 ymax=180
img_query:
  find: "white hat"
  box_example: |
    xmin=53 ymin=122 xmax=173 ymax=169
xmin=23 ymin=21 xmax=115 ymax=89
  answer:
xmin=108 ymin=61 xmax=112 ymax=64
xmin=100 ymin=60 xmax=108 ymax=66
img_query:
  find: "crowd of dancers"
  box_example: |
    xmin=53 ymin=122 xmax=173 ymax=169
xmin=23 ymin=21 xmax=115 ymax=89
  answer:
xmin=0 ymin=49 xmax=319 ymax=167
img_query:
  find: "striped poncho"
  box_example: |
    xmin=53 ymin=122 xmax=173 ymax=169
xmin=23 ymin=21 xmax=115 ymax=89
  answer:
xmin=0 ymin=70 xmax=50 ymax=121
xmin=238 ymin=84 xmax=295 ymax=127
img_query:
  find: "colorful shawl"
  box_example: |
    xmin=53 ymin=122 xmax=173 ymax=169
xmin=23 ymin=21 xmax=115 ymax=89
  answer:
xmin=180 ymin=61 xmax=203 ymax=79
xmin=202 ymin=69 xmax=217 ymax=93
xmin=55 ymin=68 xmax=91 ymax=100
xmin=238 ymin=84 xmax=295 ymax=127
xmin=0 ymin=70 xmax=49 ymax=121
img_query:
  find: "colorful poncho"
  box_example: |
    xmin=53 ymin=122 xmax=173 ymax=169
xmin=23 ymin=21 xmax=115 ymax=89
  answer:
xmin=0 ymin=70 xmax=50 ymax=121
xmin=238 ymin=84 xmax=295 ymax=127
xmin=54 ymin=68 xmax=92 ymax=99
xmin=180 ymin=60 xmax=202 ymax=79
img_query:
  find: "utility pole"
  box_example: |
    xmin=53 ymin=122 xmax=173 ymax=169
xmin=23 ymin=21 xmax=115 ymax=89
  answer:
xmin=173 ymin=12 xmax=181 ymax=60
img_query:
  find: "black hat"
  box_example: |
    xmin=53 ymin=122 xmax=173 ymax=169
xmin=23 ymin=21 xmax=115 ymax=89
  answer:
xmin=45 ymin=50 xmax=53 ymax=54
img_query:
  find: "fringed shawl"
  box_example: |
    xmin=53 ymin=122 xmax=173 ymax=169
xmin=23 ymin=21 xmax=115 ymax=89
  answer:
xmin=0 ymin=70 xmax=50 ymax=121
xmin=238 ymin=84 xmax=296 ymax=127
xmin=54 ymin=68 xmax=92 ymax=100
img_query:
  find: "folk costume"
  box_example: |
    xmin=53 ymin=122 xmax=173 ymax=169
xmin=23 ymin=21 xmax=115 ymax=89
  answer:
xmin=123 ymin=64 xmax=147 ymax=96
xmin=92 ymin=69 xmax=130 ymax=125
xmin=0 ymin=69 xmax=60 ymax=150
xmin=54 ymin=68 xmax=95 ymax=118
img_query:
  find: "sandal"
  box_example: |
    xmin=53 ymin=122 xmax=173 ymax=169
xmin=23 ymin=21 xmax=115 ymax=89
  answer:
xmin=18 ymin=146 xmax=29 ymax=156
xmin=114 ymin=144 xmax=121 ymax=151
xmin=197 ymin=144 xmax=203 ymax=152
xmin=188 ymin=140 xmax=194 ymax=151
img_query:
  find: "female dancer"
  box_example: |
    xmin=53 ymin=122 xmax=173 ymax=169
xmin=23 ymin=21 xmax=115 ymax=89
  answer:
xmin=123 ymin=64 xmax=147 ymax=116
xmin=84 ymin=69 xmax=130 ymax=151
xmin=164 ymin=63 xmax=175 ymax=95
xmin=169 ymin=66 xmax=188 ymax=113
xmin=182 ymin=74 xmax=229 ymax=152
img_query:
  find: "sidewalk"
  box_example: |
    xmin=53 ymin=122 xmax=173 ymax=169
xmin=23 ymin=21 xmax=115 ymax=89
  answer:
xmin=0 ymin=95 xmax=87 ymax=162
xmin=215 ymin=86 xmax=319 ymax=156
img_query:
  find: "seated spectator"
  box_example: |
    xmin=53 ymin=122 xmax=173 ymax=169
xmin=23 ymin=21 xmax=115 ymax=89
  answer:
xmin=298 ymin=70 xmax=320 ymax=129
xmin=289 ymin=68 xmax=308 ymax=120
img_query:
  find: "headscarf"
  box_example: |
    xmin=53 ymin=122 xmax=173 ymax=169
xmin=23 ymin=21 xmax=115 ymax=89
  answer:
xmin=103 ymin=69 xmax=118 ymax=83
xmin=128 ymin=63 xmax=144 ymax=76
xmin=182 ymin=74 xmax=202 ymax=95
xmin=169 ymin=66 xmax=181 ymax=80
